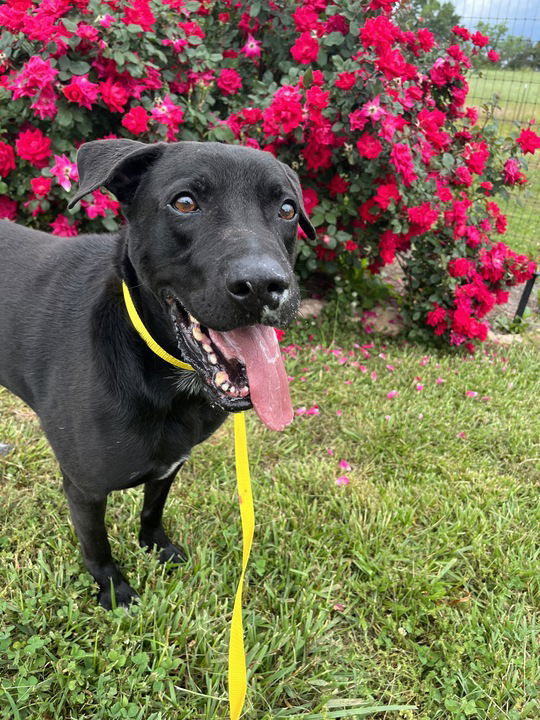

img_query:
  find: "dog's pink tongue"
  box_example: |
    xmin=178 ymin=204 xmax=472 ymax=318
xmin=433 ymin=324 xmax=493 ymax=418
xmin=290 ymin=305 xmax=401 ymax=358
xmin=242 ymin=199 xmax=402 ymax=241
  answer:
xmin=208 ymin=325 xmax=293 ymax=431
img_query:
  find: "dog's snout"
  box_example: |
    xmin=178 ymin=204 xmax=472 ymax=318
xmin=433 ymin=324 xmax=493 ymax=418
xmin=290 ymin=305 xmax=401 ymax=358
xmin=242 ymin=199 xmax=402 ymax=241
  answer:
xmin=226 ymin=260 xmax=290 ymax=312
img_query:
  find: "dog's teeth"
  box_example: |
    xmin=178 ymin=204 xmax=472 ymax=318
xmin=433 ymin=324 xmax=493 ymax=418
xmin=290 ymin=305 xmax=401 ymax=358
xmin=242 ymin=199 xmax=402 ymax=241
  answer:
xmin=228 ymin=385 xmax=237 ymax=395
xmin=208 ymin=353 xmax=218 ymax=365
xmin=239 ymin=386 xmax=249 ymax=397
xmin=215 ymin=371 xmax=229 ymax=386
xmin=202 ymin=343 xmax=212 ymax=353
xmin=192 ymin=326 xmax=204 ymax=341
xmin=189 ymin=314 xmax=197 ymax=323
xmin=222 ymin=382 xmax=230 ymax=391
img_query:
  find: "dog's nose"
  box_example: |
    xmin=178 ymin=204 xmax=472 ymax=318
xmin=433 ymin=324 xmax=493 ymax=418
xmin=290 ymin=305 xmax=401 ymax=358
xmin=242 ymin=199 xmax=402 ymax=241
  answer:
xmin=226 ymin=259 xmax=290 ymax=312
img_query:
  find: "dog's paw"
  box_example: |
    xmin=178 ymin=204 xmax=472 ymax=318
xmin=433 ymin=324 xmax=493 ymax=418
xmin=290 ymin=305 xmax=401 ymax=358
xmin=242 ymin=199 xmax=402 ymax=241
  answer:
xmin=157 ymin=543 xmax=188 ymax=566
xmin=98 ymin=581 xmax=139 ymax=611
xmin=139 ymin=532 xmax=188 ymax=566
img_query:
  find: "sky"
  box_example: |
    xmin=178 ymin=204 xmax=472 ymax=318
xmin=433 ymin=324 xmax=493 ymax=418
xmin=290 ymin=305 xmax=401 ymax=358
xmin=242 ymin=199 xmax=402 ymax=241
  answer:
xmin=452 ymin=0 xmax=540 ymax=42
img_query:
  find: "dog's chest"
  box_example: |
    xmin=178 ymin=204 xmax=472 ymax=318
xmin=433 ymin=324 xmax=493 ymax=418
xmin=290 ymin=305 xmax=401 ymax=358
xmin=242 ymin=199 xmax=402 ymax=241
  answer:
xmin=125 ymin=455 xmax=189 ymax=487
xmin=121 ymin=401 xmax=227 ymax=487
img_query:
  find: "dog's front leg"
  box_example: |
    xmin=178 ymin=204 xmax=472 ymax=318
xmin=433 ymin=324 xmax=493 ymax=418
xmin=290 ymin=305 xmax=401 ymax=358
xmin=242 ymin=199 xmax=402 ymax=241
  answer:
xmin=62 ymin=473 xmax=138 ymax=609
xmin=139 ymin=468 xmax=187 ymax=565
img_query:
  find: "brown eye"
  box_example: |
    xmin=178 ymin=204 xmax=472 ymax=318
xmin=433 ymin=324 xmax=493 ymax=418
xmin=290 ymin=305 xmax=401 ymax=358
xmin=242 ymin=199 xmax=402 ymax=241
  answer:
xmin=279 ymin=201 xmax=296 ymax=220
xmin=173 ymin=195 xmax=198 ymax=213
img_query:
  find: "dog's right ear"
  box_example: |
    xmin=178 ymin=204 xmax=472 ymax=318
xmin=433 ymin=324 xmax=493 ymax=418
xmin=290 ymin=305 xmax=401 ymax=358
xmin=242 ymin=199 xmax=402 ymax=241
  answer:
xmin=68 ymin=139 xmax=166 ymax=208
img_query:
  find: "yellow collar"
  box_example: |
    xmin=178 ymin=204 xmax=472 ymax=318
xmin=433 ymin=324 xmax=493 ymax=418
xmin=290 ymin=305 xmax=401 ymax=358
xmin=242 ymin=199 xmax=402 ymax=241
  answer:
xmin=121 ymin=281 xmax=194 ymax=372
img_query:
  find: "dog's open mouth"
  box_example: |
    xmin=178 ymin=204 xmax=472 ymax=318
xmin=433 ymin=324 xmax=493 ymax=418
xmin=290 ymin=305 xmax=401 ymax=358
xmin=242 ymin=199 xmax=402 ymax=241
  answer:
xmin=166 ymin=295 xmax=293 ymax=431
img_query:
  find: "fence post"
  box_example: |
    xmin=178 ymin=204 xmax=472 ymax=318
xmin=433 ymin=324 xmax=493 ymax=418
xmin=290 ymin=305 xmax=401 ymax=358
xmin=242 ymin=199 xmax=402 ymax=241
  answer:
xmin=514 ymin=272 xmax=538 ymax=321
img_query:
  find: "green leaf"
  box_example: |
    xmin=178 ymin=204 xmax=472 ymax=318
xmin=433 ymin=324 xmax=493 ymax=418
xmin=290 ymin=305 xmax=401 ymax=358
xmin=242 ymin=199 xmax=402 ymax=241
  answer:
xmin=442 ymin=153 xmax=455 ymax=170
xmin=68 ymin=60 xmax=91 ymax=76
xmin=324 ymin=32 xmax=345 ymax=47
xmin=302 ymin=67 xmax=313 ymax=89
xmin=56 ymin=109 xmax=73 ymax=128
xmin=61 ymin=18 xmax=78 ymax=33
xmin=113 ymin=51 xmax=125 ymax=67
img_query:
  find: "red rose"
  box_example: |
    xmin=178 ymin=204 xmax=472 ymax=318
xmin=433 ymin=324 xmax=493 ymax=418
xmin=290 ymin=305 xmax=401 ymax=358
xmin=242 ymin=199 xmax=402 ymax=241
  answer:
xmin=454 ymin=166 xmax=472 ymax=186
xmin=0 ymin=195 xmax=17 ymax=220
xmin=242 ymin=107 xmax=262 ymax=124
xmin=462 ymin=141 xmax=489 ymax=175
xmin=426 ymin=303 xmax=447 ymax=327
xmin=356 ymin=133 xmax=383 ymax=159
xmin=495 ymin=214 xmax=507 ymax=234
xmin=302 ymin=140 xmax=332 ymax=170
xmin=328 ymin=174 xmax=349 ymax=196
xmin=178 ymin=21 xmax=205 ymax=41
xmin=262 ymin=85 xmax=303 ymax=135
xmin=487 ymin=49 xmax=499 ymax=63
xmin=417 ymin=28 xmax=435 ymax=52
xmin=216 ymin=68 xmax=242 ymax=96
xmin=290 ymin=32 xmax=319 ymax=64
xmin=30 ymin=176 xmax=52 ymax=196
xmin=0 ymin=141 xmax=16 ymax=177
xmin=99 ymin=78 xmax=129 ymax=113
xmin=452 ymin=26 xmax=470 ymax=41
xmin=335 ymin=72 xmax=356 ymax=90
xmin=448 ymin=257 xmax=473 ymax=278
xmin=50 ymin=214 xmax=78 ymax=237
xmin=516 ymin=128 xmax=540 ymax=155
xmin=390 ymin=143 xmax=418 ymax=186
xmin=292 ymin=6 xmax=319 ymax=32
xmin=302 ymin=186 xmax=318 ymax=214
xmin=16 ymin=127 xmax=51 ymax=168
xmin=122 ymin=106 xmax=150 ymax=135
xmin=305 ymin=86 xmax=329 ymax=110
xmin=123 ymin=0 xmax=156 ymax=31
xmin=62 ymin=75 xmax=99 ymax=110
xmin=503 ymin=157 xmax=526 ymax=185
xmin=373 ymin=180 xmax=400 ymax=209
xmin=471 ymin=31 xmax=489 ymax=47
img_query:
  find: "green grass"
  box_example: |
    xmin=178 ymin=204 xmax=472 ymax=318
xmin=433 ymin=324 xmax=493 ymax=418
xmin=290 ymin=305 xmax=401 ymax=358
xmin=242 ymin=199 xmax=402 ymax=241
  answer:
xmin=467 ymin=68 xmax=540 ymax=125
xmin=1 ymin=314 xmax=539 ymax=719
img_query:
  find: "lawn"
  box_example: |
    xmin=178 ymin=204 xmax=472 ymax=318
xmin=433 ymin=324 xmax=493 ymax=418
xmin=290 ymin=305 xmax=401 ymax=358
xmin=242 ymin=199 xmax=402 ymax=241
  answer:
xmin=1 ymin=313 xmax=539 ymax=720
xmin=467 ymin=67 xmax=540 ymax=260
xmin=467 ymin=68 xmax=540 ymax=126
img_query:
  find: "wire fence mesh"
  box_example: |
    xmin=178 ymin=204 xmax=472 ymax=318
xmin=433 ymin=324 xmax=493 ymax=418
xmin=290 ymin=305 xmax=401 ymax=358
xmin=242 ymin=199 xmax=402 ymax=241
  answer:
xmin=454 ymin=1 xmax=539 ymax=257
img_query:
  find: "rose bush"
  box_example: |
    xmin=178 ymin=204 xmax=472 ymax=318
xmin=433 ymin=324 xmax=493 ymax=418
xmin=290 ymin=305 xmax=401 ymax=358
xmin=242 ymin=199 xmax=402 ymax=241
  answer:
xmin=0 ymin=0 xmax=538 ymax=349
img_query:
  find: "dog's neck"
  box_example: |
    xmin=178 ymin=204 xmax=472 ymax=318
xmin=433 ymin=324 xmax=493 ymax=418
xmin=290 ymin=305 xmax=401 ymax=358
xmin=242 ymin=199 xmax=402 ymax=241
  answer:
xmin=115 ymin=232 xmax=183 ymax=363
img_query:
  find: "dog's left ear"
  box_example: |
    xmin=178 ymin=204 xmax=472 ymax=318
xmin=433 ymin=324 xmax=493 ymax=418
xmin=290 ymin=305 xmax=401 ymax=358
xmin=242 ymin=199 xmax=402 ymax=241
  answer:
xmin=68 ymin=139 xmax=166 ymax=208
xmin=279 ymin=163 xmax=316 ymax=240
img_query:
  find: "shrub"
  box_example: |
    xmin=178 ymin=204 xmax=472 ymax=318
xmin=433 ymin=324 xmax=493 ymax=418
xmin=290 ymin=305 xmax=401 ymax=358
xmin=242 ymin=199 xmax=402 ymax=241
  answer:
xmin=0 ymin=0 xmax=538 ymax=350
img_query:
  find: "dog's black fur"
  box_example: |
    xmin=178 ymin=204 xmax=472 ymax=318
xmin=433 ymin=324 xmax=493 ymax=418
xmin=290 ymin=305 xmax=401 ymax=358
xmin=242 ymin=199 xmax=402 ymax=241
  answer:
xmin=0 ymin=139 xmax=314 ymax=608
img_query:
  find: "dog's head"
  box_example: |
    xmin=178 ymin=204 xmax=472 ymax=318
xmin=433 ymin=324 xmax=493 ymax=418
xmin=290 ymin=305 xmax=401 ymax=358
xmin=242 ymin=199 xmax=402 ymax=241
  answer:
xmin=70 ymin=139 xmax=315 ymax=429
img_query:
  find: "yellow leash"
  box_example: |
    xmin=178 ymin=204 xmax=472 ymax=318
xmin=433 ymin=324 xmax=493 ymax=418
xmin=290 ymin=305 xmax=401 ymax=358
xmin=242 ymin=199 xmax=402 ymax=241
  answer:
xmin=122 ymin=281 xmax=253 ymax=719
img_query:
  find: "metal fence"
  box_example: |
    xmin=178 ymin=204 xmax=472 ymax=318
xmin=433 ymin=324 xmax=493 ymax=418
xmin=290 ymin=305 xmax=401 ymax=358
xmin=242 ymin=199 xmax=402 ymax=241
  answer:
xmin=454 ymin=1 xmax=539 ymax=257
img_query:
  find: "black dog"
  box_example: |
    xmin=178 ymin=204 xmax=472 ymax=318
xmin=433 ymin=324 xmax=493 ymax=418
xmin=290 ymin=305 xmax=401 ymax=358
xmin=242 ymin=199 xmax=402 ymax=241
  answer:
xmin=0 ymin=139 xmax=315 ymax=608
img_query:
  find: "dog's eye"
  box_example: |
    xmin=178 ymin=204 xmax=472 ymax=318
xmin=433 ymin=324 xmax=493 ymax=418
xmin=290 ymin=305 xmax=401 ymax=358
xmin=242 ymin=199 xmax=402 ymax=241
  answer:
xmin=279 ymin=201 xmax=296 ymax=220
xmin=173 ymin=195 xmax=198 ymax=213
